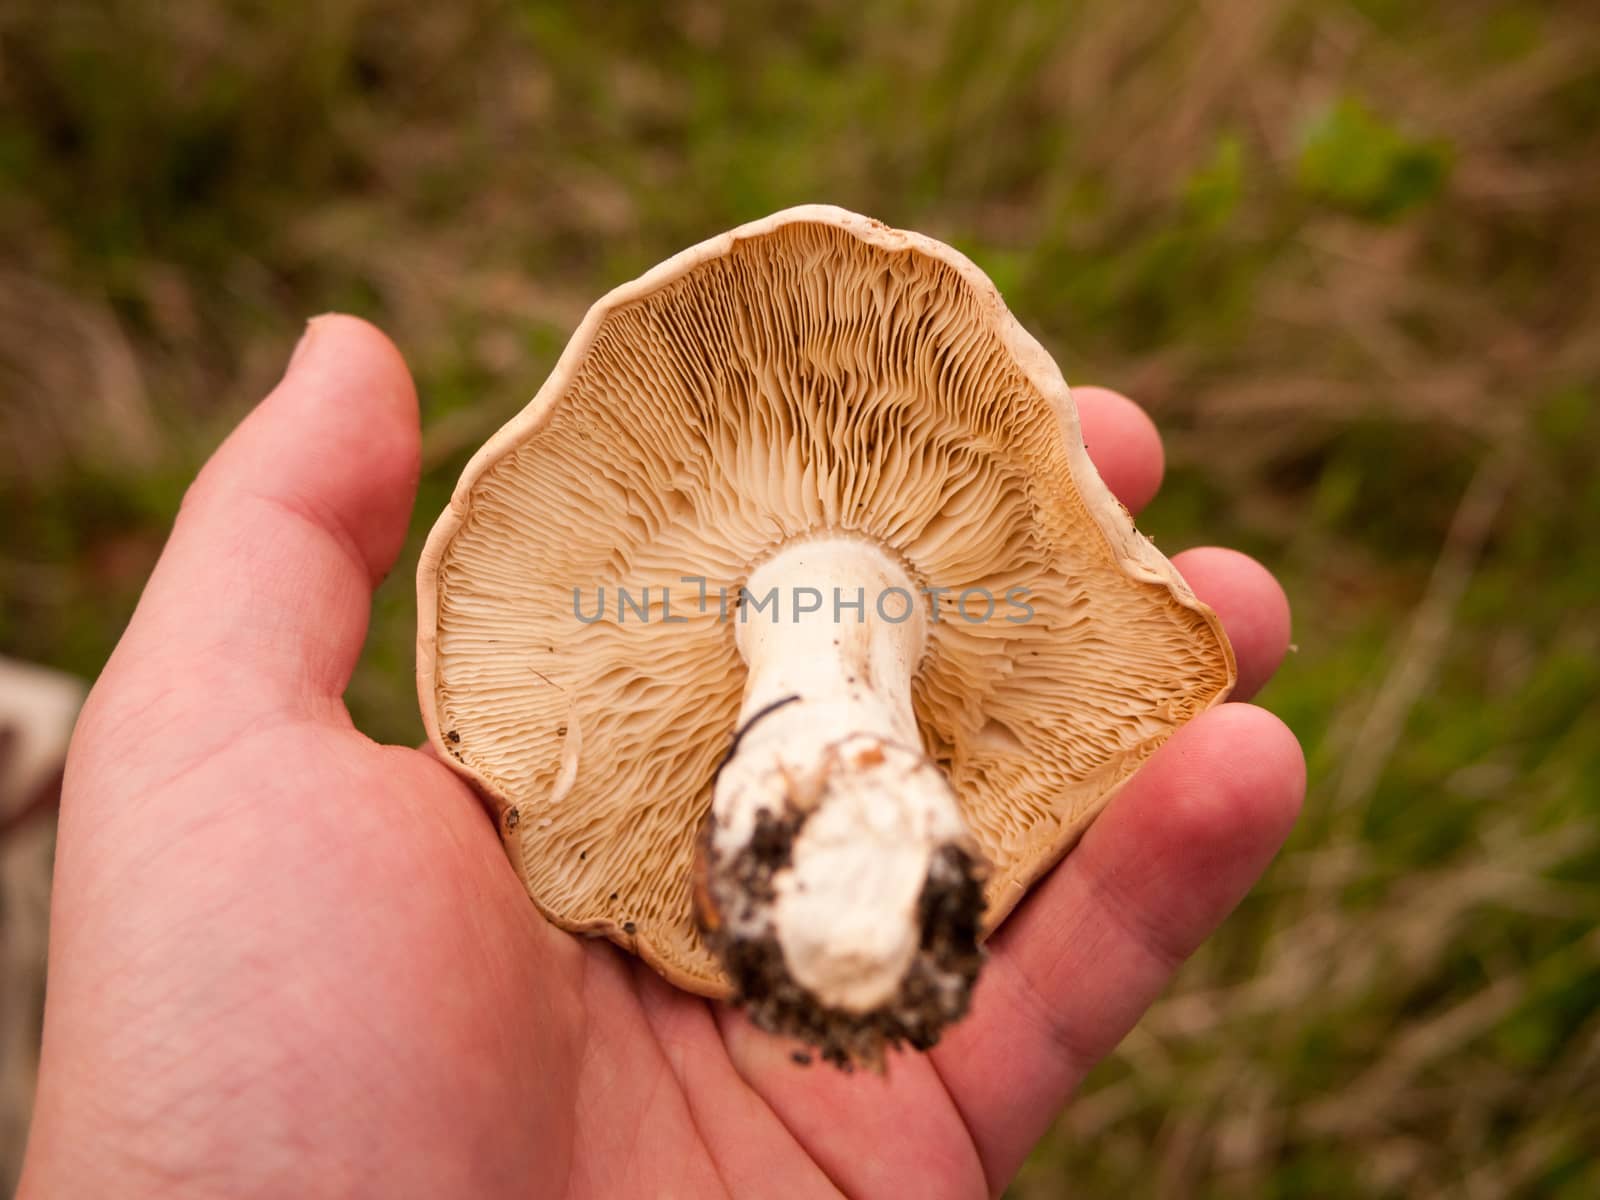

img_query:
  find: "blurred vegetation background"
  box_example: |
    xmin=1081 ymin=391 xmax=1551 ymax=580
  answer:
xmin=2 ymin=0 xmax=1597 ymax=1194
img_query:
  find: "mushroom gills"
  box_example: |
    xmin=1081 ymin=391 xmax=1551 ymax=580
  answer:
xmin=419 ymin=207 xmax=1238 ymax=1072
xmin=696 ymin=535 xmax=987 ymax=1067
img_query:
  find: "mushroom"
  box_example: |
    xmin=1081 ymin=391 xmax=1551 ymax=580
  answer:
xmin=416 ymin=205 xmax=1234 ymax=1067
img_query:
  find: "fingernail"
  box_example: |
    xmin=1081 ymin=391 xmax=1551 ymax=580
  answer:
xmin=287 ymin=316 xmax=325 ymax=373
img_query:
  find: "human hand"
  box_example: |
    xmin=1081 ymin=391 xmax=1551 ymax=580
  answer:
xmin=21 ymin=316 xmax=1302 ymax=1199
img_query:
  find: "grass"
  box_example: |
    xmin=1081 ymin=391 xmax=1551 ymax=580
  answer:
xmin=2 ymin=0 xmax=1598 ymax=1194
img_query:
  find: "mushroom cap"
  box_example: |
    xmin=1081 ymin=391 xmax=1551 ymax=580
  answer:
xmin=416 ymin=205 xmax=1235 ymax=998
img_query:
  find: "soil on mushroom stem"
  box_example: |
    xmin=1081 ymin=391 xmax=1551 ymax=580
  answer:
xmin=697 ymin=805 xmax=987 ymax=1070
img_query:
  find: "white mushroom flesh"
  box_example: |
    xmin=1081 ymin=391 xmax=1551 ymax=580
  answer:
xmin=709 ymin=537 xmax=971 ymax=1013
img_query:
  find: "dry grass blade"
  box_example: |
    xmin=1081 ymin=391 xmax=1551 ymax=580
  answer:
xmin=1332 ymin=453 xmax=1517 ymax=815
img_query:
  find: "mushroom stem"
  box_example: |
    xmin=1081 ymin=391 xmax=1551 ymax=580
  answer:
xmin=701 ymin=536 xmax=986 ymax=1061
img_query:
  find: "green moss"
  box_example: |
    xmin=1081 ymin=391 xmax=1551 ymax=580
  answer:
xmin=1297 ymin=97 xmax=1454 ymax=221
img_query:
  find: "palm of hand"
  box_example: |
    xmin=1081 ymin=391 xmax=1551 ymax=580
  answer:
xmin=23 ymin=319 xmax=1301 ymax=1200
xmin=39 ymin=713 xmax=1022 ymax=1197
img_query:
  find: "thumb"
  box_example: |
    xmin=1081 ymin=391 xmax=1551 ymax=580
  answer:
xmin=92 ymin=315 xmax=419 ymax=732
